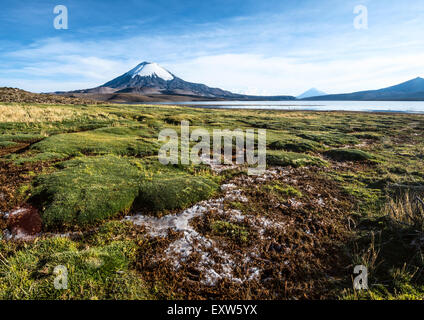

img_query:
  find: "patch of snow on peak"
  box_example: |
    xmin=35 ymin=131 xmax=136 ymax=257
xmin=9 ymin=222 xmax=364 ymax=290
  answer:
xmin=297 ymin=88 xmax=327 ymax=99
xmin=128 ymin=62 xmax=174 ymax=81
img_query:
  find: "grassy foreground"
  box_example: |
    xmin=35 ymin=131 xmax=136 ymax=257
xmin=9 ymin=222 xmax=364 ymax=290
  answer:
xmin=0 ymin=102 xmax=423 ymax=299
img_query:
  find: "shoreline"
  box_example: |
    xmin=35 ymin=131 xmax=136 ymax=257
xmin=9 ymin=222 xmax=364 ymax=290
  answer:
xmin=129 ymin=102 xmax=424 ymax=115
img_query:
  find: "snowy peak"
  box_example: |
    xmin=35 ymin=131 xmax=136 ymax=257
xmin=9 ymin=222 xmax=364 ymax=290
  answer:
xmin=297 ymin=88 xmax=326 ymax=99
xmin=99 ymin=60 xmax=242 ymax=98
xmin=94 ymin=60 xmax=294 ymax=100
xmin=127 ymin=62 xmax=174 ymax=81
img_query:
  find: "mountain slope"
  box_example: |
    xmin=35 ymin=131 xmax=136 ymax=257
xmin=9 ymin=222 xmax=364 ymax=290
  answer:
xmin=102 ymin=62 xmax=238 ymax=98
xmin=62 ymin=62 xmax=294 ymax=101
xmin=302 ymin=77 xmax=424 ymax=101
xmin=0 ymin=87 xmax=97 ymax=104
xmin=297 ymin=88 xmax=326 ymax=99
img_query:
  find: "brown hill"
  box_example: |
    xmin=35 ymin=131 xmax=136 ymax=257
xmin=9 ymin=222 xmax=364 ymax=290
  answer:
xmin=0 ymin=87 xmax=98 ymax=105
xmin=59 ymin=91 xmax=224 ymax=103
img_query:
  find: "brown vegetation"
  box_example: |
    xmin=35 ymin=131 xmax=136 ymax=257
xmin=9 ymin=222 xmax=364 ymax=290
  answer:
xmin=0 ymin=87 xmax=97 ymax=105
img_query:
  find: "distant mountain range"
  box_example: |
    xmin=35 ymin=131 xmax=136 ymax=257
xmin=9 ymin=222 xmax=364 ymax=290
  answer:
xmin=58 ymin=62 xmax=294 ymax=102
xmin=301 ymin=77 xmax=424 ymax=101
xmin=54 ymin=62 xmax=424 ymax=102
xmin=297 ymin=88 xmax=326 ymax=99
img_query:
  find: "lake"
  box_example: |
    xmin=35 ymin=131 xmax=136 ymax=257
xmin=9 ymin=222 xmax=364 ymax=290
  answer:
xmin=156 ymin=100 xmax=424 ymax=113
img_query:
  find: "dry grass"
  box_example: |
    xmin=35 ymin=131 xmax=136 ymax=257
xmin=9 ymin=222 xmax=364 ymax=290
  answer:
xmin=387 ymin=192 xmax=424 ymax=231
xmin=344 ymin=192 xmax=424 ymax=299
xmin=0 ymin=105 xmax=79 ymax=123
xmin=352 ymin=231 xmax=381 ymax=274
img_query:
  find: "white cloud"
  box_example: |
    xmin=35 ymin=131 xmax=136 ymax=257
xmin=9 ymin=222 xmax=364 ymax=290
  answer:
xmin=0 ymin=78 xmax=99 ymax=93
xmin=170 ymin=53 xmax=424 ymax=96
xmin=3 ymin=49 xmax=424 ymax=95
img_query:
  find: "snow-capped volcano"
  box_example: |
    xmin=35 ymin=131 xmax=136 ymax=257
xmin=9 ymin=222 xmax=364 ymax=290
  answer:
xmin=61 ymin=61 xmax=295 ymax=101
xmin=128 ymin=62 xmax=174 ymax=81
xmin=96 ymin=61 xmax=241 ymax=97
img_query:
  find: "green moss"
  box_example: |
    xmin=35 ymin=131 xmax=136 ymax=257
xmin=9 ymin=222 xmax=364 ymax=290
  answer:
xmin=297 ymin=132 xmax=359 ymax=147
xmin=266 ymin=150 xmax=327 ymax=167
xmin=30 ymin=153 xmax=219 ymax=227
xmin=324 ymin=149 xmax=373 ymax=162
xmin=136 ymin=171 xmax=218 ymax=212
xmin=89 ymin=221 xmax=137 ymax=246
xmin=1 ymin=103 xmax=424 ymax=299
xmin=0 ymin=133 xmax=45 ymax=143
xmin=31 ymin=126 xmax=159 ymax=157
xmin=352 ymin=132 xmax=382 ymax=140
xmin=32 ymin=155 xmax=142 ymax=228
xmin=263 ymin=183 xmax=302 ymax=198
xmin=11 ymin=152 xmax=67 ymax=164
xmin=164 ymin=114 xmax=199 ymax=125
xmin=0 ymin=141 xmax=19 ymax=148
xmin=211 ymin=220 xmax=249 ymax=244
xmin=388 ymin=166 xmax=408 ymax=174
xmin=343 ymin=184 xmax=383 ymax=215
xmin=0 ymin=237 xmax=152 ymax=300
xmin=228 ymin=201 xmax=247 ymax=213
xmin=268 ymin=140 xmax=320 ymax=153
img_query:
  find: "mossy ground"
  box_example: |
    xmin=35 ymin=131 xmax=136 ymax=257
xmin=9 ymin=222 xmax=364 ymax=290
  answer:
xmin=0 ymin=221 xmax=155 ymax=299
xmin=0 ymin=103 xmax=423 ymax=299
xmin=210 ymin=220 xmax=249 ymax=245
xmin=31 ymin=155 xmax=142 ymax=229
xmin=262 ymin=182 xmax=303 ymax=199
xmin=324 ymin=149 xmax=374 ymax=161
xmin=266 ymin=150 xmax=327 ymax=167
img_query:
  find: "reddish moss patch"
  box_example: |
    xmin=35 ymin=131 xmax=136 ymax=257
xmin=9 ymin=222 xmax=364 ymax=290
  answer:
xmin=135 ymin=167 xmax=356 ymax=300
xmin=7 ymin=205 xmax=42 ymax=236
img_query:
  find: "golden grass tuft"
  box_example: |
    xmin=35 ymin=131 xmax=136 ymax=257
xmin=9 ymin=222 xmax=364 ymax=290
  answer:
xmin=386 ymin=192 xmax=424 ymax=231
xmin=0 ymin=104 xmax=79 ymax=123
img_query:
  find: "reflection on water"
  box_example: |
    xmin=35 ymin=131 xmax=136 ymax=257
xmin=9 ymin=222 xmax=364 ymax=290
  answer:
xmin=154 ymin=100 xmax=424 ymax=113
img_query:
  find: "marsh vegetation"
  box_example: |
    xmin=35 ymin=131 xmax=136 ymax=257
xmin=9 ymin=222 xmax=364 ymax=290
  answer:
xmin=0 ymin=102 xmax=423 ymax=299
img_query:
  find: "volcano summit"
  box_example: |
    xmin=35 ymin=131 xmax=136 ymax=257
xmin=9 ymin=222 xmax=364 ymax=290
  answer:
xmin=58 ymin=62 xmax=295 ymax=102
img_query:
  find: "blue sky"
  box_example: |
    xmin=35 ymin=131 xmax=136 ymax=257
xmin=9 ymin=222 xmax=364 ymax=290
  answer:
xmin=1 ymin=0 xmax=424 ymax=95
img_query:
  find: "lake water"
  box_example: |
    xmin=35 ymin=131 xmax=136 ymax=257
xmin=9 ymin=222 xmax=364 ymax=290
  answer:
xmin=156 ymin=100 xmax=424 ymax=113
